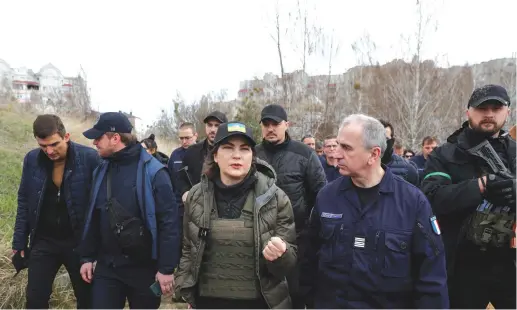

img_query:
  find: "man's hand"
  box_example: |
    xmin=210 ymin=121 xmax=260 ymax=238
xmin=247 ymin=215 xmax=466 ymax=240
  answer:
xmin=12 ymin=250 xmax=24 ymax=258
xmin=263 ymin=236 xmax=287 ymax=262
xmin=80 ymin=262 xmax=94 ymax=283
xmin=485 ymin=174 xmax=516 ymax=207
xmin=156 ymin=272 xmax=174 ymax=296
xmin=182 ymin=191 xmax=189 ymax=203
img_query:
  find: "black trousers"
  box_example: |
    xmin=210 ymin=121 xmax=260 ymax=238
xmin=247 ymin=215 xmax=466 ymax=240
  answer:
xmin=91 ymin=261 xmax=160 ymax=309
xmin=287 ymin=232 xmax=307 ymax=309
xmin=26 ymin=237 xmax=91 ymax=309
xmin=450 ymin=254 xmax=516 ymax=309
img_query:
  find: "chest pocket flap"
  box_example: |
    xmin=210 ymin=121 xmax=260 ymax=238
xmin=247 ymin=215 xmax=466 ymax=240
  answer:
xmin=382 ymin=231 xmax=411 ymax=278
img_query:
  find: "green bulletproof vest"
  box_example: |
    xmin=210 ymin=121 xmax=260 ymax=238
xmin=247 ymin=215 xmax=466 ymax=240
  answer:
xmin=465 ymin=199 xmax=516 ymax=251
xmin=198 ymin=192 xmax=262 ymax=300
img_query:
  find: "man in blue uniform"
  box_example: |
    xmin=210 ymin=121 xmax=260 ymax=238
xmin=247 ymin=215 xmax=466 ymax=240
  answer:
xmin=300 ymin=114 xmax=449 ymax=309
xmin=168 ymin=122 xmax=197 ymax=257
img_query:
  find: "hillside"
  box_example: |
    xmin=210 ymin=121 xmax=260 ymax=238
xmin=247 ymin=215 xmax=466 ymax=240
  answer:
xmin=0 ymin=110 xmax=183 ymax=309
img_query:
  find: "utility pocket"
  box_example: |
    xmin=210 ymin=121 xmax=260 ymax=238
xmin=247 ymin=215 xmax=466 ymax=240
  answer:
xmin=382 ymin=231 xmax=411 ymax=277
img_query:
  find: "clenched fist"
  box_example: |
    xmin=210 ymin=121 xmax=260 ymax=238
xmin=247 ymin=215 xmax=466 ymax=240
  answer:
xmin=262 ymin=236 xmax=287 ymax=262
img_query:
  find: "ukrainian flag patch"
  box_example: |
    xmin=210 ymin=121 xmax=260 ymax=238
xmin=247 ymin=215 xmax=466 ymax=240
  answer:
xmin=228 ymin=123 xmax=246 ymax=133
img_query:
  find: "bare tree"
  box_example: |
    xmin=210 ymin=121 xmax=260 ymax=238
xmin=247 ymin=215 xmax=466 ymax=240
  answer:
xmin=269 ymin=0 xmax=289 ymax=107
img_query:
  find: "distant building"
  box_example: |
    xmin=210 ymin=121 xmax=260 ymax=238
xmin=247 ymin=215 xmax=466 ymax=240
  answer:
xmin=0 ymin=59 xmax=83 ymax=104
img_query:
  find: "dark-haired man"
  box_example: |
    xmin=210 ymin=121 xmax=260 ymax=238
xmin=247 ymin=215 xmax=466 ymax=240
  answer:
xmin=421 ymin=85 xmax=516 ymax=309
xmin=177 ymin=111 xmax=228 ymax=203
xmin=12 ymin=114 xmax=101 ymax=309
xmin=256 ymin=104 xmax=327 ymax=309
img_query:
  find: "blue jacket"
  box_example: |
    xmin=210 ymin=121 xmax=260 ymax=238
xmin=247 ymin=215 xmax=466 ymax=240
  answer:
xmin=300 ymin=167 xmax=449 ymax=309
xmin=81 ymin=146 xmax=179 ymax=274
xmin=13 ymin=142 xmax=101 ymax=251
xmin=410 ymin=154 xmax=427 ymax=181
xmin=319 ymin=155 xmax=342 ymax=183
xmin=386 ymin=154 xmax=420 ymax=186
xmin=168 ymin=146 xmax=188 ymax=212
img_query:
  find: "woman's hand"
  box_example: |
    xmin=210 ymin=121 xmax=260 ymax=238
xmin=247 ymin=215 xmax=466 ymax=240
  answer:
xmin=262 ymin=236 xmax=287 ymax=261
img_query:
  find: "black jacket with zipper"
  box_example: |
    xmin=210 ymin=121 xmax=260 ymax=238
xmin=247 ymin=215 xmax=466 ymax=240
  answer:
xmin=420 ymin=122 xmax=516 ymax=276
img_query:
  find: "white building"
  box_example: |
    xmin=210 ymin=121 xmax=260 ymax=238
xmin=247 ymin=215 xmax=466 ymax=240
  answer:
xmin=0 ymin=59 xmax=80 ymax=104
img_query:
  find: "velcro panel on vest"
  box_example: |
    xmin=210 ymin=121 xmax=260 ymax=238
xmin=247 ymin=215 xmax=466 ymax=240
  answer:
xmin=199 ymin=218 xmax=261 ymax=300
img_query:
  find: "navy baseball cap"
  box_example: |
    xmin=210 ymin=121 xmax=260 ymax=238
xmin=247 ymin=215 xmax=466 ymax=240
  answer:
xmin=468 ymin=84 xmax=511 ymax=108
xmin=214 ymin=121 xmax=256 ymax=147
xmin=203 ymin=111 xmax=228 ymax=124
xmin=83 ymin=112 xmax=133 ymax=139
xmin=260 ymin=104 xmax=287 ymax=123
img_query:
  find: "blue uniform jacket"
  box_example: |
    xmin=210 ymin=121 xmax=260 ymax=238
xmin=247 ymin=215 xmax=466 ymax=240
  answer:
xmin=13 ymin=142 xmax=101 ymax=251
xmin=168 ymin=146 xmax=188 ymax=213
xmin=300 ymin=167 xmax=449 ymax=309
xmin=81 ymin=147 xmax=179 ymax=274
xmin=319 ymin=155 xmax=342 ymax=183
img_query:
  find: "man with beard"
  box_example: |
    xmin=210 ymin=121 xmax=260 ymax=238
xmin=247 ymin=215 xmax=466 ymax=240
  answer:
xmin=177 ymin=111 xmax=227 ymax=202
xmin=379 ymin=119 xmax=419 ymax=185
xmin=255 ymin=104 xmax=327 ymax=309
xmin=421 ymin=84 xmax=516 ymax=309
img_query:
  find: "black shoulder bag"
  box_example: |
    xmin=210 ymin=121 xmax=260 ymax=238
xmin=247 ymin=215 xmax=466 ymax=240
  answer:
xmin=106 ymin=166 xmax=152 ymax=260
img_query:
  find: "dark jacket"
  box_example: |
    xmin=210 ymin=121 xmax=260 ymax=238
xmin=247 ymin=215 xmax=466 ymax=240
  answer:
xmin=175 ymin=159 xmax=297 ymax=309
xmin=81 ymin=144 xmax=179 ymax=274
xmin=13 ymin=142 xmax=101 ymax=251
xmin=301 ymin=167 xmax=449 ymax=309
xmin=153 ymin=151 xmax=169 ymax=166
xmin=319 ymin=155 xmax=341 ymax=183
xmin=385 ymin=154 xmax=420 ymax=186
xmin=255 ymin=134 xmax=327 ymax=234
xmin=420 ymin=123 xmax=516 ymax=276
xmin=410 ymin=154 xmax=427 ymax=181
xmin=168 ymin=146 xmax=188 ymax=212
xmin=176 ymin=139 xmax=212 ymax=196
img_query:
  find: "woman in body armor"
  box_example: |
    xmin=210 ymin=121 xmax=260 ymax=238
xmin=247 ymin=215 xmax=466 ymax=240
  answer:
xmin=174 ymin=121 xmax=297 ymax=309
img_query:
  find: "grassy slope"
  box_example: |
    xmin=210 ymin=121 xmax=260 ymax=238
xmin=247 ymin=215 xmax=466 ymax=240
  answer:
xmin=0 ymin=111 xmax=183 ymax=309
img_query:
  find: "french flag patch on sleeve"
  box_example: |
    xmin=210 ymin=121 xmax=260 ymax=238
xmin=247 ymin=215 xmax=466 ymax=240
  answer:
xmin=430 ymin=215 xmax=441 ymax=235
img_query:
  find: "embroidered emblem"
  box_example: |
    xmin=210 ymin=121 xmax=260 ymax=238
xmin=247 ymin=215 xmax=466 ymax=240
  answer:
xmin=354 ymin=237 xmax=365 ymax=248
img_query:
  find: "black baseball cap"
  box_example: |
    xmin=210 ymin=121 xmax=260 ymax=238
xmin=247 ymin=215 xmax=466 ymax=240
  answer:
xmin=214 ymin=121 xmax=256 ymax=147
xmin=83 ymin=112 xmax=133 ymax=140
xmin=468 ymin=84 xmax=511 ymax=108
xmin=260 ymin=104 xmax=287 ymax=123
xmin=203 ymin=111 xmax=228 ymax=124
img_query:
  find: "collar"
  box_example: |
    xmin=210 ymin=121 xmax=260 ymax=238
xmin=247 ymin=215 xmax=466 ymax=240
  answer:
xmin=339 ymin=164 xmax=394 ymax=193
xmin=262 ymin=132 xmax=291 ymax=151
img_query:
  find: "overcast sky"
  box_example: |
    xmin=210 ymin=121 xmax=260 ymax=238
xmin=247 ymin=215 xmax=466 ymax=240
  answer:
xmin=1 ymin=0 xmax=516 ymax=130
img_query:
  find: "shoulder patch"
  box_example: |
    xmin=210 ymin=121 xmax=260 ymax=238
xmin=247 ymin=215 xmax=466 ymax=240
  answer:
xmin=430 ymin=215 xmax=441 ymax=235
xmin=321 ymin=212 xmax=343 ymax=219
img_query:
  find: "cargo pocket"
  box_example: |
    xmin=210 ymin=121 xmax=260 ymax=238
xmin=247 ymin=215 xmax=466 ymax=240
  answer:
xmin=382 ymin=232 xmax=411 ymax=277
xmin=318 ymin=221 xmax=337 ymax=262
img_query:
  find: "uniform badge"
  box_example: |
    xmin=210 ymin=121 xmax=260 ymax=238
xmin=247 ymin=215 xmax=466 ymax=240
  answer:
xmin=430 ymin=215 xmax=441 ymax=235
